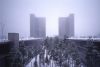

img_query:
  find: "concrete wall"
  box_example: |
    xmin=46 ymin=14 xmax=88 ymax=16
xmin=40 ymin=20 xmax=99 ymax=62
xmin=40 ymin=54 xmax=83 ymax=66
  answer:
xmin=59 ymin=17 xmax=68 ymax=38
xmin=37 ymin=17 xmax=46 ymax=38
xmin=30 ymin=14 xmax=46 ymax=38
xmin=30 ymin=14 xmax=37 ymax=37
xmin=59 ymin=15 xmax=74 ymax=38
xmin=69 ymin=14 xmax=74 ymax=37
xmin=0 ymin=42 xmax=12 ymax=67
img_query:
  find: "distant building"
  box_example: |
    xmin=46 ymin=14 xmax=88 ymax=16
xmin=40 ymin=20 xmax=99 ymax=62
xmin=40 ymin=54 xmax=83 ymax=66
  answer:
xmin=69 ymin=14 xmax=74 ymax=37
xmin=59 ymin=14 xmax=74 ymax=38
xmin=59 ymin=17 xmax=70 ymax=38
xmin=30 ymin=14 xmax=46 ymax=38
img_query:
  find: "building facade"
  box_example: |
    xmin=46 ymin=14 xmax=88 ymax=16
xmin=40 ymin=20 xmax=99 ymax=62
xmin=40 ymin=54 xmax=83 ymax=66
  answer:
xmin=30 ymin=14 xmax=46 ymax=38
xmin=59 ymin=14 xmax=74 ymax=38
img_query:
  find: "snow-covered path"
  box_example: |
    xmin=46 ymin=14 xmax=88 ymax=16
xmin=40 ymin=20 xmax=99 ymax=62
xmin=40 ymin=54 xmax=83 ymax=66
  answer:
xmin=25 ymin=49 xmax=84 ymax=67
xmin=25 ymin=49 xmax=57 ymax=67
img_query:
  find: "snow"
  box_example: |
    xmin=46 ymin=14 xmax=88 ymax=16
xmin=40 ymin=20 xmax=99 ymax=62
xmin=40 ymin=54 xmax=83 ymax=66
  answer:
xmin=69 ymin=37 xmax=100 ymax=41
xmin=25 ymin=49 xmax=58 ymax=67
xmin=0 ymin=39 xmax=9 ymax=43
xmin=19 ymin=37 xmax=42 ymax=41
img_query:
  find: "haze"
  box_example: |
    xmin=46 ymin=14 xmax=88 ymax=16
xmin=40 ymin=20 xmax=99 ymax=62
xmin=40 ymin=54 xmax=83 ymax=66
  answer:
xmin=0 ymin=0 xmax=100 ymax=38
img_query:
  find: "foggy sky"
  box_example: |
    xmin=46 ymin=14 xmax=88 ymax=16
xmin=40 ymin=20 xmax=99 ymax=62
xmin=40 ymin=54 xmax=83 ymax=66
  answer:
xmin=0 ymin=0 xmax=100 ymax=37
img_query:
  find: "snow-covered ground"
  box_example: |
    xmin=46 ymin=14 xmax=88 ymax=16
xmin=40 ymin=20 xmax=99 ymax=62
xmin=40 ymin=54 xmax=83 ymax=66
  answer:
xmin=19 ymin=37 xmax=42 ymax=41
xmin=25 ymin=49 xmax=84 ymax=67
xmin=69 ymin=37 xmax=100 ymax=41
xmin=25 ymin=49 xmax=57 ymax=67
xmin=0 ymin=39 xmax=9 ymax=43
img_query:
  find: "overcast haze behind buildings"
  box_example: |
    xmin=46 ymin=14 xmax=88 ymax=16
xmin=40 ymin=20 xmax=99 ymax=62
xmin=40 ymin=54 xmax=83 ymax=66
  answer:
xmin=0 ymin=0 xmax=100 ymax=38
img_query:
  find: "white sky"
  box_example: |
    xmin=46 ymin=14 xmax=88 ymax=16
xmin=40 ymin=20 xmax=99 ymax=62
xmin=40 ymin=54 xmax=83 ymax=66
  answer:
xmin=0 ymin=0 xmax=100 ymax=37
